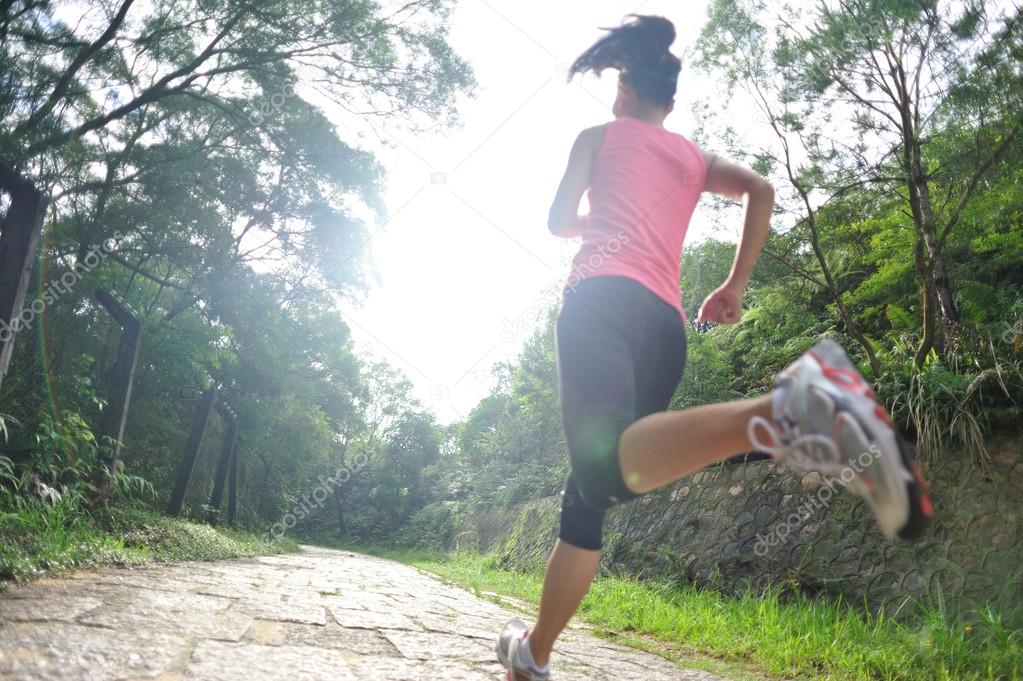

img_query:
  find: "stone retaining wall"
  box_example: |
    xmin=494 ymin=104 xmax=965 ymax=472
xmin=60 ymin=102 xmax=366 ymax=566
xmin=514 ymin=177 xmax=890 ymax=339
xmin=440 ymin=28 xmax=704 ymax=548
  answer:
xmin=454 ymin=438 xmax=1023 ymax=619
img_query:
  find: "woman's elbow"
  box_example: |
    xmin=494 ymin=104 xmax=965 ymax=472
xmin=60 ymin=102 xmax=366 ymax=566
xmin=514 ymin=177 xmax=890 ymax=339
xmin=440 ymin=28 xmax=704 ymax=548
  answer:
xmin=548 ymin=211 xmax=574 ymax=237
xmin=750 ymin=177 xmax=774 ymax=201
xmin=547 ymin=214 xmax=563 ymax=235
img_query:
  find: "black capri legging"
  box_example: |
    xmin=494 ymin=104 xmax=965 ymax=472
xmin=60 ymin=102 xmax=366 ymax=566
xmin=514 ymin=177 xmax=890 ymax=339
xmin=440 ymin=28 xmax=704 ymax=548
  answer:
xmin=556 ymin=276 xmax=687 ymax=551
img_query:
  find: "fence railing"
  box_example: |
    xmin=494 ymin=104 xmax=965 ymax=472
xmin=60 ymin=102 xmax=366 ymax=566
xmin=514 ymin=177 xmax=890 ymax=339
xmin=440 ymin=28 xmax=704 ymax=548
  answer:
xmin=1 ymin=158 xmax=244 ymax=526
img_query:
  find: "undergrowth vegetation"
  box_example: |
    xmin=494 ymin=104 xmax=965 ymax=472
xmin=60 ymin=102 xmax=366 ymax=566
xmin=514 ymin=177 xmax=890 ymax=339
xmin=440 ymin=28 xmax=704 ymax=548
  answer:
xmin=0 ymin=414 xmax=296 ymax=585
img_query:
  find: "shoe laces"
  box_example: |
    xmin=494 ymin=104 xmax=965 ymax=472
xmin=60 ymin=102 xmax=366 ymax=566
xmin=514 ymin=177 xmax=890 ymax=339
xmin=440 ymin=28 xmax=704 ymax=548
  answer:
xmin=747 ymin=415 xmax=842 ymax=476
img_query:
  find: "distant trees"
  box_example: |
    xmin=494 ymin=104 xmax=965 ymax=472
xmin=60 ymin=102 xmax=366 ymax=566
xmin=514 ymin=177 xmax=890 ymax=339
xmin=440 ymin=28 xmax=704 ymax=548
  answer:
xmin=0 ymin=0 xmax=472 ymax=535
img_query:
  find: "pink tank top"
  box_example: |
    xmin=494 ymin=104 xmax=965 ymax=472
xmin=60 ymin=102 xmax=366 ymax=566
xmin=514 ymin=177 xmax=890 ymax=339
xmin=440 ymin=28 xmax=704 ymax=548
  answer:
xmin=566 ymin=117 xmax=706 ymax=318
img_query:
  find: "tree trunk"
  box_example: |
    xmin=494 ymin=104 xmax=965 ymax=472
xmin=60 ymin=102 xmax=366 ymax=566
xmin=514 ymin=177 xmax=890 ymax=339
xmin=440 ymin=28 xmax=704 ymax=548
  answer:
xmin=895 ymin=64 xmax=957 ymax=365
xmin=757 ymin=97 xmax=883 ymax=379
xmin=923 ymin=222 xmax=959 ymax=325
xmin=256 ymin=454 xmax=273 ymax=520
xmin=335 ymin=489 xmax=346 ymax=536
xmin=913 ymin=234 xmax=938 ymax=366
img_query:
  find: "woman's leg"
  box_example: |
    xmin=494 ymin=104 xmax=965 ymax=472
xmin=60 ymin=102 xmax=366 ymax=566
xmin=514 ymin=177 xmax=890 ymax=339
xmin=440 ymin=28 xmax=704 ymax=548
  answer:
xmin=524 ymin=395 xmax=772 ymax=669
xmin=619 ymin=395 xmax=773 ymax=495
xmin=528 ymin=539 xmax=600 ymax=668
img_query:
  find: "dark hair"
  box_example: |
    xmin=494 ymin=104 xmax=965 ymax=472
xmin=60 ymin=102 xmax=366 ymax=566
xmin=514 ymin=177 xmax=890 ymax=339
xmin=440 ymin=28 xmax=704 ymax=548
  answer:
xmin=568 ymin=15 xmax=681 ymax=106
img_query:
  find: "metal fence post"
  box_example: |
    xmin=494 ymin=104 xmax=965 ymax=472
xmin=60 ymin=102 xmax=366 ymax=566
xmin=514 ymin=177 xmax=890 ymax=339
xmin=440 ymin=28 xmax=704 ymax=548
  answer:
xmin=167 ymin=387 xmax=216 ymax=516
xmin=94 ymin=289 xmax=141 ymax=475
xmin=0 ymin=160 xmax=47 ymax=391
xmin=206 ymin=404 xmax=237 ymax=525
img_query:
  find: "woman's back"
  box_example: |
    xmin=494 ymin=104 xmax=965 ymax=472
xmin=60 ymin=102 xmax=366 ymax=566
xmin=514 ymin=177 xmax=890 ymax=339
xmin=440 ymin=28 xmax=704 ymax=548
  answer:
xmin=571 ymin=117 xmax=705 ymax=316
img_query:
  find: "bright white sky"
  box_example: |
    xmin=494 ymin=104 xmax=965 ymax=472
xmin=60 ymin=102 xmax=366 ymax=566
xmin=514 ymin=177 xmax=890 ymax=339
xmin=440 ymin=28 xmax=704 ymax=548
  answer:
xmin=337 ymin=0 xmax=744 ymax=424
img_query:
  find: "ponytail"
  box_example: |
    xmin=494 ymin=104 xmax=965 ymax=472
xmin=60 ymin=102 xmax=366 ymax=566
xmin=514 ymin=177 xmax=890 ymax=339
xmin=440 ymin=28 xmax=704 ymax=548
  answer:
xmin=568 ymin=15 xmax=681 ymax=106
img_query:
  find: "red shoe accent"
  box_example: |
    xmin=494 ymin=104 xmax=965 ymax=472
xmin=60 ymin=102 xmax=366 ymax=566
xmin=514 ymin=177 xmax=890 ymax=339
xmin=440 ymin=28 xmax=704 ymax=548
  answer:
xmin=873 ymin=404 xmax=893 ymax=425
xmin=811 ymin=352 xmax=874 ymax=396
xmin=912 ymin=461 xmax=934 ymax=517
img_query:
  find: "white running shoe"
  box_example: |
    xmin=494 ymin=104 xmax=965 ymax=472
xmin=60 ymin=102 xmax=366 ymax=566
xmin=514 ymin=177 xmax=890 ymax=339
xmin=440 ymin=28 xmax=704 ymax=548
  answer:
xmin=748 ymin=338 xmax=932 ymax=540
xmin=496 ymin=618 xmax=550 ymax=681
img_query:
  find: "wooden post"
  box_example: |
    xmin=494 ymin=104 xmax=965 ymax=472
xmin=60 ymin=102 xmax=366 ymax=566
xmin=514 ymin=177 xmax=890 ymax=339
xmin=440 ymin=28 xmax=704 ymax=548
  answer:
xmin=95 ymin=289 xmax=141 ymax=474
xmin=227 ymin=437 xmax=239 ymax=527
xmin=0 ymin=160 xmax=47 ymax=391
xmin=206 ymin=404 xmax=238 ymax=525
xmin=167 ymin=387 xmax=216 ymax=517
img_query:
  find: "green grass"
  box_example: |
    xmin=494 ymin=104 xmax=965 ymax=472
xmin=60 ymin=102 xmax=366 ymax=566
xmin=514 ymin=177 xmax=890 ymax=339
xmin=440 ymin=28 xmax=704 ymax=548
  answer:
xmin=353 ymin=545 xmax=1022 ymax=681
xmin=0 ymin=497 xmax=298 ymax=586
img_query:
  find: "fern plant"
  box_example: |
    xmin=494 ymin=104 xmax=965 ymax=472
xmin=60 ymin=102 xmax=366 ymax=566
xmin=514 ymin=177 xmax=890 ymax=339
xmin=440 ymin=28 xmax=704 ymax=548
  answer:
xmin=0 ymin=411 xmax=17 ymax=443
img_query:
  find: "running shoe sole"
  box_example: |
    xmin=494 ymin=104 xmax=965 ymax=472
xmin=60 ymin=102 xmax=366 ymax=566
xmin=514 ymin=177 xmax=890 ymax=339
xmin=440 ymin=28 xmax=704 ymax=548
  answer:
xmin=894 ymin=435 xmax=932 ymax=540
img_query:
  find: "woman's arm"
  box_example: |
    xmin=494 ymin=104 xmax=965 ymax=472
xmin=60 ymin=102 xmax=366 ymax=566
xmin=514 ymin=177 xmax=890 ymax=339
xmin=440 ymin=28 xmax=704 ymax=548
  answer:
xmin=548 ymin=125 xmax=606 ymax=238
xmin=697 ymin=152 xmax=775 ymax=324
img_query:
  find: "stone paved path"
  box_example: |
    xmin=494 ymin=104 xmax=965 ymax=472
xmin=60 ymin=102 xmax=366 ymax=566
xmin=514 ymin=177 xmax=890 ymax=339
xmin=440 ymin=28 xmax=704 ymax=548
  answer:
xmin=0 ymin=546 xmax=730 ymax=680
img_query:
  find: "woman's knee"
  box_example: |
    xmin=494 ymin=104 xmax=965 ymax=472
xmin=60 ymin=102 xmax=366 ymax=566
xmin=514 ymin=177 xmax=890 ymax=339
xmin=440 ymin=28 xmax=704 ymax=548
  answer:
xmin=558 ymin=475 xmax=606 ymax=551
xmin=566 ymin=427 xmax=640 ymax=509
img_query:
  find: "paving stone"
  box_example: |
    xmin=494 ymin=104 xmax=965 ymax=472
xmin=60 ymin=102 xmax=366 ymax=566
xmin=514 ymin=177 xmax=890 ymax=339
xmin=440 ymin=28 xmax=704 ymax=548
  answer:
xmin=329 ymin=606 xmax=421 ymax=631
xmin=242 ymin=619 xmax=402 ymax=656
xmin=380 ymin=629 xmax=494 ymax=662
xmin=79 ymin=602 xmax=253 ymax=642
xmin=411 ymin=611 xmax=496 ymax=640
xmin=0 ymin=595 xmax=103 ymax=623
xmin=231 ymin=596 xmax=327 ymax=626
xmin=93 ymin=585 xmax=233 ymax=613
xmin=0 ymin=546 xmax=733 ymax=680
xmin=345 ymin=656 xmax=496 ymax=680
xmin=184 ymin=640 xmax=356 ymax=680
xmin=328 ymin=590 xmax=402 ymax=612
xmin=0 ymin=621 xmax=185 ymax=680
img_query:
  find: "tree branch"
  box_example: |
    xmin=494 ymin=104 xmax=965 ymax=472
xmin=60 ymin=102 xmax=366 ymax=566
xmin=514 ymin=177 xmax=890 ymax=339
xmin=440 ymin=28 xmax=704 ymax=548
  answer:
xmin=14 ymin=0 xmax=136 ymax=135
xmin=939 ymin=123 xmax=1020 ymax=248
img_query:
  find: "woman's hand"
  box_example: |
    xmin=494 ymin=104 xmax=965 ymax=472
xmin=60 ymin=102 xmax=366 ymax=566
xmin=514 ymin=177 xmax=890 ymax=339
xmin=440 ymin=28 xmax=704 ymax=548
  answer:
xmin=697 ymin=285 xmax=743 ymax=325
xmin=701 ymin=153 xmax=774 ymax=306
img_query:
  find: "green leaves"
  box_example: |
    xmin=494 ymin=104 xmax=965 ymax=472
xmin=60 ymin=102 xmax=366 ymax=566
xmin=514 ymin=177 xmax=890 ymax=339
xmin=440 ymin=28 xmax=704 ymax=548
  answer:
xmin=886 ymin=304 xmax=916 ymax=331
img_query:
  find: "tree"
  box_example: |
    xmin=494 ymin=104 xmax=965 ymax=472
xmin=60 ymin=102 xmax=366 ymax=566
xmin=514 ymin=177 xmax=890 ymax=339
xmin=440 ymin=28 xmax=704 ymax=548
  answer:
xmin=774 ymin=0 xmax=1020 ymax=363
xmin=698 ymin=0 xmax=1022 ymax=365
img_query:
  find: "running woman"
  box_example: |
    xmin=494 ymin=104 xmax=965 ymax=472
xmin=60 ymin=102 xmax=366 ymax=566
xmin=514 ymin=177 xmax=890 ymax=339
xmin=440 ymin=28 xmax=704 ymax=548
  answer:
xmin=496 ymin=15 xmax=933 ymax=681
